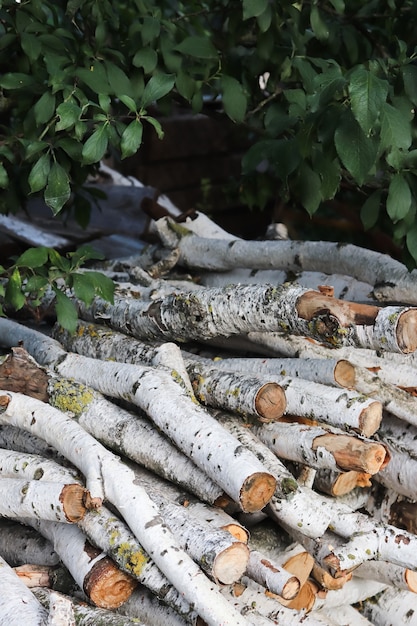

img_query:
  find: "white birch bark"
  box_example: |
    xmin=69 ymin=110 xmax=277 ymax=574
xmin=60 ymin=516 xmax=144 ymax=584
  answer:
xmin=186 ymin=362 xmax=286 ymax=422
xmin=0 ymin=448 xmax=82 ymax=484
xmin=247 ymin=331 xmax=417 ymax=387
xmin=311 ymin=577 xmax=388 ymax=610
xmin=0 ymin=392 xmax=254 ymax=625
xmin=154 ymin=221 xmax=417 ymax=304
xmin=360 ymin=586 xmax=417 ymax=625
xmin=354 ymin=559 xmax=417 ymax=593
xmin=74 ymin=279 xmax=417 ymax=352
xmin=46 ymin=375 xmax=223 ymax=505
xmin=0 ymin=555 xmax=48 ymax=626
xmin=375 ymin=447 xmax=417 ymax=500
xmin=33 ymin=586 xmax=149 ymax=626
xmin=0 ymin=520 xmax=59 ymax=567
xmin=198 ymin=266 xmax=375 ymax=303
xmin=0 ymin=477 xmax=88 ymax=523
xmin=318 ymin=605 xmax=374 ymax=626
xmin=0 ymin=424 xmax=63 ymax=460
xmin=50 ymin=356 xmax=277 ymax=513
xmin=199 ymin=355 xmax=356 ymax=388
xmin=246 ymin=549 xmax=301 ymax=599
xmin=351 ymin=364 xmax=417 ymax=428
xmin=39 ymin=589 xmax=76 ymax=626
xmin=117 ymin=586 xmax=196 ymax=626
xmin=21 ymin=517 xmax=137 ymax=609
xmin=78 ymin=505 xmax=198 ymax=622
xmin=312 ymin=468 xmax=372 ymax=497
xmin=253 ymin=421 xmax=387 ymax=473
xmin=211 ymin=410 xmax=334 ymax=538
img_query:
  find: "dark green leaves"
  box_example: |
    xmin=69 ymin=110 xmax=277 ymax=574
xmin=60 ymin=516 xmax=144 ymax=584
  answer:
xmin=175 ymin=36 xmax=217 ymax=60
xmin=221 ymin=76 xmax=247 ymax=123
xmin=44 ymin=162 xmax=71 ymax=214
xmin=386 ymin=174 xmax=412 ymax=223
xmin=140 ymin=73 xmax=175 ymax=108
xmin=349 ymin=69 xmax=388 ymax=135
xmin=120 ymin=119 xmax=143 ymax=158
xmin=82 ymin=125 xmax=109 ymax=165
xmin=28 ymin=154 xmax=51 ymax=194
xmin=334 ymin=111 xmax=377 ymax=185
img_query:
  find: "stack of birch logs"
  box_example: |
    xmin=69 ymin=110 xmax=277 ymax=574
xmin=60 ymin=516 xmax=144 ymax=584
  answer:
xmin=1 ymin=181 xmax=417 ymax=625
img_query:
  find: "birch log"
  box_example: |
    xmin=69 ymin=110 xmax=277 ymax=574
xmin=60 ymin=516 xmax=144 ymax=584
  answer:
xmin=78 ymin=505 xmax=199 ymax=622
xmin=253 ymin=421 xmax=388 ymax=473
xmin=354 ymin=559 xmax=417 ymax=593
xmin=22 ymin=518 xmax=137 ymax=609
xmin=33 ymin=586 xmax=150 ymax=626
xmin=0 ymin=477 xmax=88 ymax=523
xmin=0 ymin=319 xmax=276 ymax=514
xmin=152 ymin=217 xmax=417 ymax=304
xmin=0 ymin=392 xmax=253 ymax=625
xmin=360 ymin=587 xmax=417 ymax=625
xmin=313 ymin=468 xmax=372 ymax=497
xmin=197 ymin=354 xmax=356 ymax=388
xmin=211 ymin=410 xmax=335 ymax=538
xmin=245 ymin=550 xmax=301 ymax=600
xmin=0 ymin=555 xmax=48 ymax=626
xmin=0 ymin=520 xmax=59 ymax=567
xmin=74 ymin=278 xmax=417 ymax=352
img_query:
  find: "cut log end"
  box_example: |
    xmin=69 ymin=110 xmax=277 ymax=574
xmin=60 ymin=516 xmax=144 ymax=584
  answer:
xmin=405 ymin=569 xmax=417 ymax=593
xmin=213 ymin=542 xmax=250 ymax=585
xmin=221 ymin=523 xmax=249 ymax=543
xmin=275 ymin=579 xmax=318 ymax=611
xmin=313 ymin=433 xmax=388 ymax=474
xmin=255 ymin=382 xmax=287 ymax=422
xmin=334 ymin=359 xmax=356 ymax=388
xmin=358 ymin=401 xmax=383 ymax=437
xmin=84 ymin=557 xmax=137 ymax=609
xmin=239 ymin=472 xmax=276 ymax=513
xmin=330 ymin=471 xmax=372 ymax=496
xmin=281 ymin=575 xmax=301 ymax=600
xmin=311 ymin=563 xmax=353 ymax=590
xmin=397 ymin=309 xmax=417 ymax=353
xmin=60 ymin=484 xmax=88 ymax=523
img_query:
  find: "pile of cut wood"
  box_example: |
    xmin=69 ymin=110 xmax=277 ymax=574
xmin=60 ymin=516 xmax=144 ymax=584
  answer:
xmin=0 ymin=187 xmax=417 ymax=625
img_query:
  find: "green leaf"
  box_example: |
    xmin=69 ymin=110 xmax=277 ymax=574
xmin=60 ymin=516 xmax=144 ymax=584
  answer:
xmin=24 ymin=275 xmax=49 ymax=295
xmin=243 ymin=0 xmax=269 ymax=20
xmin=360 ymin=190 xmax=381 ymax=230
xmin=82 ymin=125 xmax=109 ymax=165
xmin=257 ymin=4 xmax=272 ymax=32
xmin=296 ymin=162 xmax=322 ymax=216
xmin=72 ymin=273 xmax=97 ymax=306
xmin=84 ymin=271 xmax=114 ymax=303
xmin=54 ymin=290 xmax=78 ymax=334
xmin=105 ymin=61 xmax=133 ymax=97
xmin=313 ymin=152 xmax=341 ymax=200
xmin=141 ymin=16 xmax=160 ymax=45
xmin=48 ymin=249 xmax=71 ymax=272
xmin=20 ymin=32 xmax=41 ymax=61
xmin=70 ymin=244 xmax=105 ymax=268
xmin=380 ymin=102 xmax=412 ymax=152
xmin=143 ymin=115 xmax=164 ymax=139
xmin=0 ymin=72 xmax=35 ymax=90
xmin=348 ymin=68 xmax=388 ymax=135
xmin=175 ymin=36 xmax=217 ymax=59
xmin=15 ymin=246 xmax=49 ymax=268
xmin=221 ymin=76 xmax=247 ymax=123
xmin=119 ymin=95 xmax=138 ymax=113
xmin=28 ymin=154 xmax=51 ymax=194
xmin=0 ymin=163 xmax=8 ymax=189
xmin=140 ymin=73 xmax=175 ymax=108
xmin=5 ymin=268 xmax=25 ymax=311
xmin=386 ymin=174 xmax=412 ymax=223
xmin=406 ymin=223 xmax=417 ymax=263
xmin=34 ymin=91 xmax=56 ymax=125
xmin=402 ymin=65 xmax=417 ymax=106
xmin=55 ymin=101 xmax=81 ymax=131
xmin=76 ymin=63 xmax=111 ymax=95
xmin=175 ymin=71 xmax=196 ymax=102
xmin=310 ymin=6 xmax=329 ymax=41
xmin=132 ymin=48 xmax=158 ymax=73
xmin=334 ymin=111 xmax=377 ymax=185
xmin=120 ymin=119 xmax=143 ymax=159
xmin=21 ymin=140 xmax=49 ymax=159
xmin=44 ymin=162 xmax=71 ymax=215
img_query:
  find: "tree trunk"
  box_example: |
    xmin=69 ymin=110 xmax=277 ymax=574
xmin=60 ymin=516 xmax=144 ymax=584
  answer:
xmin=0 ymin=555 xmax=48 ymax=626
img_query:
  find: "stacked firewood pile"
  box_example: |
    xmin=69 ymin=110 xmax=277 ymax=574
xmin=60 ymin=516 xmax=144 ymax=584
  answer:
xmin=0 ymin=188 xmax=417 ymax=625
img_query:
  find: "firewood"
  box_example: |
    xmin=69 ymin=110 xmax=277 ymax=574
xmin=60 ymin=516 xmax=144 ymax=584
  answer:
xmin=0 ymin=555 xmax=48 ymax=626
xmin=360 ymin=586 xmax=417 ymax=625
xmin=0 ymin=520 xmax=59 ymax=567
xmin=34 ymin=586 xmax=151 ymax=626
xmin=0 ymin=392 xmax=253 ymax=625
xmin=253 ymin=421 xmax=388 ymax=473
xmin=313 ymin=468 xmax=372 ymax=497
xmin=246 ymin=550 xmax=301 ymax=600
xmin=354 ymin=559 xmax=417 ymax=593
xmin=0 ymin=477 xmax=89 ymax=523
xmin=21 ymin=518 xmax=137 ymax=609
xmin=319 ymin=604 xmax=374 ymax=626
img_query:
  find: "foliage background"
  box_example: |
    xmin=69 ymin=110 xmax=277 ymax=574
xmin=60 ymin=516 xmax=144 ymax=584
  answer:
xmin=1 ymin=0 xmax=417 ymax=308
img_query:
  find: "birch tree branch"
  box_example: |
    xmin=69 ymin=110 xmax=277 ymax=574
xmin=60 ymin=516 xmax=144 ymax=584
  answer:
xmin=0 ymin=520 xmax=59 ymax=567
xmin=0 ymin=555 xmax=48 ymax=626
